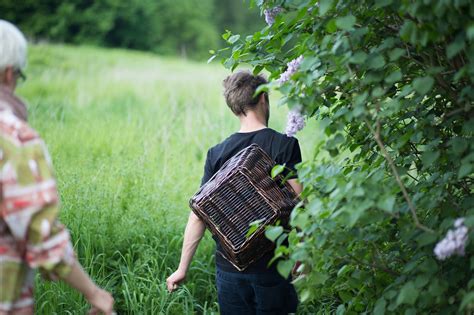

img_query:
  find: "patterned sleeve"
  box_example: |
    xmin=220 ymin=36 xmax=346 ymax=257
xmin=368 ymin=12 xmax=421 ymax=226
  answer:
xmin=0 ymin=115 xmax=75 ymax=279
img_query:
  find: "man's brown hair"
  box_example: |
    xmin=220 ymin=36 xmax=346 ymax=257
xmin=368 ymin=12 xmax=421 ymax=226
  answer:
xmin=223 ymin=71 xmax=268 ymax=116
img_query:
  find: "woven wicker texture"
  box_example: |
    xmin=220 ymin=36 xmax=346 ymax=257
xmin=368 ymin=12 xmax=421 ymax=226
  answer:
xmin=190 ymin=143 xmax=298 ymax=271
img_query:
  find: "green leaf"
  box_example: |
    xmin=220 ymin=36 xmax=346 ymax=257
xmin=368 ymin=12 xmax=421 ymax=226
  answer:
xmin=350 ymin=51 xmax=368 ymax=64
xmin=428 ymin=279 xmax=446 ymax=295
xmin=291 ymin=210 xmax=309 ymax=229
xmin=416 ymin=232 xmax=437 ymax=247
xmin=458 ymin=163 xmax=473 ymax=179
xmin=336 ymin=15 xmax=356 ymax=30
xmin=318 ymin=0 xmax=333 ymax=16
xmin=375 ymin=0 xmax=392 ymax=8
xmin=372 ymin=86 xmax=385 ymax=98
xmin=467 ymin=24 xmax=474 ymax=41
xmin=313 ymin=271 xmax=329 ymax=285
xmin=375 ymin=0 xmax=393 ymax=8
xmin=253 ymin=65 xmax=264 ymax=75
xmin=277 ymin=259 xmax=294 ymax=278
xmin=265 ymin=225 xmax=283 ymax=242
xmin=388 ymin=48 xmax=405 ymax=61
xmin=255 ymin=83 xmax=270 ymax=95
xmin=413 ymin=76 xmax=434 ymax=95
xmin=222 ymin=30 xmax=231 ymax=41
xmin=207 ymin=55 xmax=217 ymax=64
xmin=326 ymin=19 xmax=338 ymax=33
xmin=446 ymin=37 xmax=465 ymax=59
xmin=245 ymin=225 xmax=258 ymax=238
xmin=337 ymin=265 xmax=351 ymax=277
xmin=300 ymin=289 xmax=311 ymax=302
xmin=469 ymin=279 xmax=474 ymax=289
xmin=339 ymin=291 xmax=351 ymax=303
xmin=246 ymin=219 xmax=264 ymax=238
xmin=367 ymin=55 xmax=385 ymax=69
xmin=374 ymin=297 xmax=386 ymax=315
xmin=420 ymin=258 xmax=438 ymax=274
xmin=421 ymin=151 xmax=440 ymax=168
xmin=460 ymin=292 xmax=474 ymax=311
xmin=378 ymin=195 xmax=395 ymax=212
xmin=414 ymin=274 xmax=430 ymax=288
xmin=299 ymin=56 xmax=320 ymax=72
xmin=271 ymin=164 xmax=285 ymax=178
xmin=385 ymin=70 xmax=402 ymax=84
xmin=450 ymin=137 xmax=468 ymax=154
xmin=228 ymin=34 xmax=240 ymax=44
xmin=336 ymin=304 xmax=346 ymax=315
xmin=400 ymin=21 xmax=417 ymax=44
xmin=396 ymin=281 xmax=419 ymax=306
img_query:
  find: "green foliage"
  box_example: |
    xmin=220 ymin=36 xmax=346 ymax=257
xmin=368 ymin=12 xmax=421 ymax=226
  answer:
xmin=0 ymin=0 xmax=263 ymax=59
xmin=218 ymin=0 xmax=474 ymax=313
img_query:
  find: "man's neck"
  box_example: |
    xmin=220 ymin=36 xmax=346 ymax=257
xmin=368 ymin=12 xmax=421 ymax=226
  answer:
xmin=238 ymin=111 xmax=267 ymax=133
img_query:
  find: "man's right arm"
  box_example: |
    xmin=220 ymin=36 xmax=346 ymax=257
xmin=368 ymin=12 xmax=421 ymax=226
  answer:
xmin=167 ymin=150 xmax=212 ymax=292
xmin=166 ymin=211 xmax=206 ymax=292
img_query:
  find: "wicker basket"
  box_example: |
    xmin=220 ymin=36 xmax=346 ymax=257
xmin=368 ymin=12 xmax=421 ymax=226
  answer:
xmin=189 ymin=143 xmax=298 ymax=271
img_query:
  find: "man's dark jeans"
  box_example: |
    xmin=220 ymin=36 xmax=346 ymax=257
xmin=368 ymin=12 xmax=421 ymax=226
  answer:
xmin=216 ymin=268 xmax=298 ymax=315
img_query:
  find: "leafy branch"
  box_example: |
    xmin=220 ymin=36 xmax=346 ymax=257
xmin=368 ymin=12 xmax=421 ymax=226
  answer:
xmin=364 ymin=110 xmax=434 ymax=234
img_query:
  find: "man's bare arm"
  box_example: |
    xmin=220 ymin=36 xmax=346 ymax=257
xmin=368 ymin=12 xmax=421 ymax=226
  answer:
xmin=166 ymin=211 xmax=206 ymax=292
xmin=288 ymin=178 xmax=303 ymax=196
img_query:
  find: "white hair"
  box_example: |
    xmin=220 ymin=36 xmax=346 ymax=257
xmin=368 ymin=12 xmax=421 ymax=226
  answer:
xmin=0 ymin=20 xmax=27 ymax=71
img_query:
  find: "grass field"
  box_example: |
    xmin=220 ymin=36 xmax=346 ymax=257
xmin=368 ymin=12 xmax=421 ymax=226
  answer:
xmin=18 ymin=44 xmax=320 ymax=314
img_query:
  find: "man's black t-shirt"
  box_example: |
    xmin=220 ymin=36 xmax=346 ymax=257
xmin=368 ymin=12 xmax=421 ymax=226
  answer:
xmin=200 ymin=128 xmax=302 ymax=273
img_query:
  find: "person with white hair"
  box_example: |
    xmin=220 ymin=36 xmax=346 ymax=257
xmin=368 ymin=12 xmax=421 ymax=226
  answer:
xmin=0 ymin=20 xmax=114 ymax=315
xmin=0 ymin=19 xmax=28 ymax=120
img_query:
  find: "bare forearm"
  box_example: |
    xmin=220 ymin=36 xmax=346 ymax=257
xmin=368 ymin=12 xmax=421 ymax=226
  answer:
xmin=178 ymin=212 xmax=206 ymax=273
xmin=63 ymin=260 xmax=98 ymax=299
xmin=288 ymin=178 xmax=303 ymax=196
xmin=63 ymin=260 xmax=115 ymax=314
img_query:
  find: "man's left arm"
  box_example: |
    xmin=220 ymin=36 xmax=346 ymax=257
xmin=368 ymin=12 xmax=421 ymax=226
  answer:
xmin=285 ymin=138 xmax=303 ymax=196
xmin=288 ymin=179 xmax=303 ymax=195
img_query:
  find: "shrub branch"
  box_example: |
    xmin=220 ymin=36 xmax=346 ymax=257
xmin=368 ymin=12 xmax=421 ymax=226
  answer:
xmin=364 ymin=115 xmax=435 ymax=234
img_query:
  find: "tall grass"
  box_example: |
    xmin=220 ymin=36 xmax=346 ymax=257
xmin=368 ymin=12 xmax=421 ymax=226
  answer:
xmin=18 ymin=44 xmax=320 ymax=314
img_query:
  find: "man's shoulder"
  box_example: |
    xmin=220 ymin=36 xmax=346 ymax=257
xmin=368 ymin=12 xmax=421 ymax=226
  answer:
xmin=264 ymin=128 xmax=299 ymax=146
xmin=207 ymin=133 xmax=236 ymax=154
xmin=266 ymin=127 xmax=291 ymax=138
xmin=0 ymin=109 xmax=39 ymax=145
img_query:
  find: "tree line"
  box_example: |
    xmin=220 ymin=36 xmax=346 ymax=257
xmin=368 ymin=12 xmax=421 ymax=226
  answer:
xmin=0 ymin=0 xmax=264 ymax=59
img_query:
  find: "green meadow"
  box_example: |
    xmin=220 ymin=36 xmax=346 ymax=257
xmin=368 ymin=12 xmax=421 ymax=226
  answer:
xmin=18 ymin=44 xmax=319 ymax=314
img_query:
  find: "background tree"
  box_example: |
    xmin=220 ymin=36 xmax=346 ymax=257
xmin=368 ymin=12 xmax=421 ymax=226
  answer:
xmin=0 ymin=0 xmax=263 ymax=59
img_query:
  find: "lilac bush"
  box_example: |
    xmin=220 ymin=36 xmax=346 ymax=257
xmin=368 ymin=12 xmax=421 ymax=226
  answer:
xmin=219 ymin=0 xmax=474 ymax=312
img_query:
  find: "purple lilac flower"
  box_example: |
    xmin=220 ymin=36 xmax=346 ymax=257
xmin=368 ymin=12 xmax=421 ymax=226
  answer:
xmin=434 ymin=217 xmax=469 ymax=260
xmin=454 ymin=217 xmax=465 ymax=228
xmin=264 ymin=7 xmax=283 ymax=26
xmin=278 ymin=55 xmax=304 ymax=84
xmin=285 ymin=108 xmax=305 ymax=137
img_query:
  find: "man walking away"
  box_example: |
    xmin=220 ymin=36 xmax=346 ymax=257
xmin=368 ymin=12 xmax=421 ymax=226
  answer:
xmin=167 ymin=71 xmax=302 ymax=315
